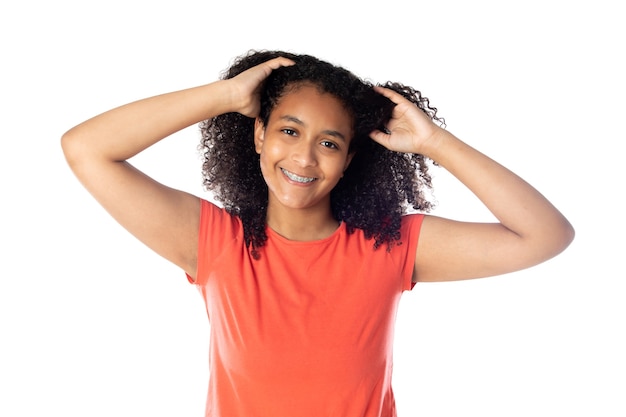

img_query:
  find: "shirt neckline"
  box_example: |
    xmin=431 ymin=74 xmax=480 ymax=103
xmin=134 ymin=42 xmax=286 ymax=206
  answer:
xmin=265 ymin=221 xmax=346 ymax=246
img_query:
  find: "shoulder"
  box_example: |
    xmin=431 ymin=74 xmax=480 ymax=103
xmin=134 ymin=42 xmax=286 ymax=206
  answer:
xmin=193 ymin=199 xmax=246 ymax=285
xmin=198 ymin=198 xmax=241 ymax=228
xmin=400 ymin=212 xmax=426 ymax=242
xmin=199 ymin=199 xmax=243 ymax=243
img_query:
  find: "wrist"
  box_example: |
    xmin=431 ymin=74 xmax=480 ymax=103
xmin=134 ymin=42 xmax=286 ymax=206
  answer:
xmin=415 ymin=127 xmax=452 ymax=159
xmin=220 ymin=78 xmax=259 ymax=118
xmin=204 ymin=80 xmax=241 ymax=115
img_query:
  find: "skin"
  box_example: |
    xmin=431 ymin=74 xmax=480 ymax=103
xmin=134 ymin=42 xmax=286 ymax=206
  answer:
xmin=254 ymin=84 xmax=354 ymax=241
xmin=369 ymin=85 xmax=574 ymax=281
xmin=61 ymin=57 xmax=574 ymax=283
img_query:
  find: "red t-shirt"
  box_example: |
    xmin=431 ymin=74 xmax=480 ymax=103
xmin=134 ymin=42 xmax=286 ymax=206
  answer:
xmin=189 ymin=199 xmax=424 ymax=417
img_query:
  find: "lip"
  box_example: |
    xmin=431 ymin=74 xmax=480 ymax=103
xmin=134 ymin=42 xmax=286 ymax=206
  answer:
xmin=280 ymin=168 xmax=318 ymax=184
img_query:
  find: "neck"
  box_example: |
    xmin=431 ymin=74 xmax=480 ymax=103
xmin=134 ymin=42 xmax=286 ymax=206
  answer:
xmin=266 ymin=205 xmax=340 ymax=241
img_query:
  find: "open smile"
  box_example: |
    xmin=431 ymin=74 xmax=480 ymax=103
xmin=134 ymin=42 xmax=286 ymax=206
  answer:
xmin=281 ymin=168 xmax=317 ymax=184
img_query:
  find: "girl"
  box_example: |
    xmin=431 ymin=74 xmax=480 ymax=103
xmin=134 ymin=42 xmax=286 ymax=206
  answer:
xmin=61 ymin=50 xmax=574 ymax=417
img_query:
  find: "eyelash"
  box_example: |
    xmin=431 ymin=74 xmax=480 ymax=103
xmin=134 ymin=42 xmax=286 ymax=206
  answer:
xmin=320 ymin=140 xmax=338 ymax=150
xmin=281 ymin=129 xmax=339 ymax=150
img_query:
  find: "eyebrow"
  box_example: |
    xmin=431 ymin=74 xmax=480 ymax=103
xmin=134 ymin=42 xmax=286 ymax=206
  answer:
xmin=279 ymin=115 xmax=347 ymax=142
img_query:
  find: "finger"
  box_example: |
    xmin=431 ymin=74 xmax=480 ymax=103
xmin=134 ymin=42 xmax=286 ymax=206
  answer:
xmin=265 ymin=56 xmax=296 ymax=70
xmin=369 ymin=129 xmax=391 ymax=148
xmin=373 ymin=85 xmax=405 ymax=104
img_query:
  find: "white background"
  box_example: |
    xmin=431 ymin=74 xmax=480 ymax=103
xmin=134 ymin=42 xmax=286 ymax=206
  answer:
xmin=1 ymin=1 xmax=624 ymax=416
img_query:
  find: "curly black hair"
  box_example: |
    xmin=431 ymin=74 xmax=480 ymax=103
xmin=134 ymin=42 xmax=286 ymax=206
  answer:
xmin=200 ymin=50 xmax=445 ymax=258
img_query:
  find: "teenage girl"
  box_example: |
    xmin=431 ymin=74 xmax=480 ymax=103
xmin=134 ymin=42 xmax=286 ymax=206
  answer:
xmin=61 ymin=50 xmax=574 ymax=417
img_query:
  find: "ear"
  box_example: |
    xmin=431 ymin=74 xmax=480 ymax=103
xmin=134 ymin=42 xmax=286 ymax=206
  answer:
xmin=254 ymin=117 xmax=265 ymax=155
xmin=344 ymin=151 xmax=355 ymax=172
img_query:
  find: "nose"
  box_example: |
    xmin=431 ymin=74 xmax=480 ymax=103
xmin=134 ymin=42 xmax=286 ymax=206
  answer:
xmin=291 ymin=140 xmax=317 ymax=167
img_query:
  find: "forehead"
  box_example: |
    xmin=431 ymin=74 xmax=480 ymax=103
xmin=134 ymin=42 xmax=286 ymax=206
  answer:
xmin=269 ymin=85 xmax=353 ymax=132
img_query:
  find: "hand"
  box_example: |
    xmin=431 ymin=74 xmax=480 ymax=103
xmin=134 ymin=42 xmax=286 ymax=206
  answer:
xmin=369 ymin=86 xmax=444 ymax=155
xmin=228 ymin=56 xmax=295 ymax=118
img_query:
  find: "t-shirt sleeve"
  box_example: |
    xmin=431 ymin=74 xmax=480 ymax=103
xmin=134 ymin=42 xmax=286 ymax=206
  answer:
xmin=186 ymin=198 xmax=242 ymax=286
xmin=399 ymin=213 xmax=425 ymax=291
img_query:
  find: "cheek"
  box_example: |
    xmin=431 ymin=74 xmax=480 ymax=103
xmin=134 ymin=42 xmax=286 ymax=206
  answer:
xmin=258 ymin=149 xmax=277 ymax=188
xmin=259 ymin=141 xmax=283 ymax=167
xmin=258 ymin=152 xmax=270 ymax=177
xmin=328 ymin=156 xmax=351 ymax=178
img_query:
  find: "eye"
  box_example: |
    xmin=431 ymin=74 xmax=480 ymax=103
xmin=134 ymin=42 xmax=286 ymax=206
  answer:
xmin=320 ymin=140 xmax=338 ymax=150
xmin=281 ymin=128 xmax=297 ymax=136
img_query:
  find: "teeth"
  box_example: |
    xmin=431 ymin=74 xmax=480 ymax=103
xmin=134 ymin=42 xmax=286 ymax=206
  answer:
xmin=281 ymin=168 xmax=316 ymax=183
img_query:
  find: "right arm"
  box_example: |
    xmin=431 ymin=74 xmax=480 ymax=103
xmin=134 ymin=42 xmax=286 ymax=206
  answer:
xmin=370 ymin=86 xmax=574 ymax=282
xmin=61 ymin=57 xmax=295 ymax=278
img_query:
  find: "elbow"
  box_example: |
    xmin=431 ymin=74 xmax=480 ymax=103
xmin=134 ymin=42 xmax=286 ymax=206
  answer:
xmin=60 ymin=128 xmax=79 ymax=167
xmin=61 ymin=127 xmax=91 ymax=170
xmin=548 ymin=217 xmax=576 ymax=258
xmin=560 ymin=219 xmax=576 ymax=251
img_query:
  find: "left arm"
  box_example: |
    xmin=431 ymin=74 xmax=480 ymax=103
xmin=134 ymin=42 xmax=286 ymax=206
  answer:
xmin=370 ymin=87 xmax=575 ymax=282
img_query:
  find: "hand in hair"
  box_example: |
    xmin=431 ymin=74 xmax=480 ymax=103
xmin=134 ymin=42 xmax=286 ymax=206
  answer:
xmin=369 ymin=86 xmax=444 ymax=156
xmin=228 ymin=56 xmax=295 ymax=118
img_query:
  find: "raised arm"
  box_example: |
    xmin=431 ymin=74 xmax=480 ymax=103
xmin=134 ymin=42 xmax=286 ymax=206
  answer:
xmin=61 ymin=57 xmax=295 ymax=278
xmin=370 ymin=86 xmax=575 ymax=282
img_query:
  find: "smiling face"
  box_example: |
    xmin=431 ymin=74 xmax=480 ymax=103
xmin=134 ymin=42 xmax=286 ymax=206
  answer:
xmin=254 ymin=84 xmax=354 ymax=217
